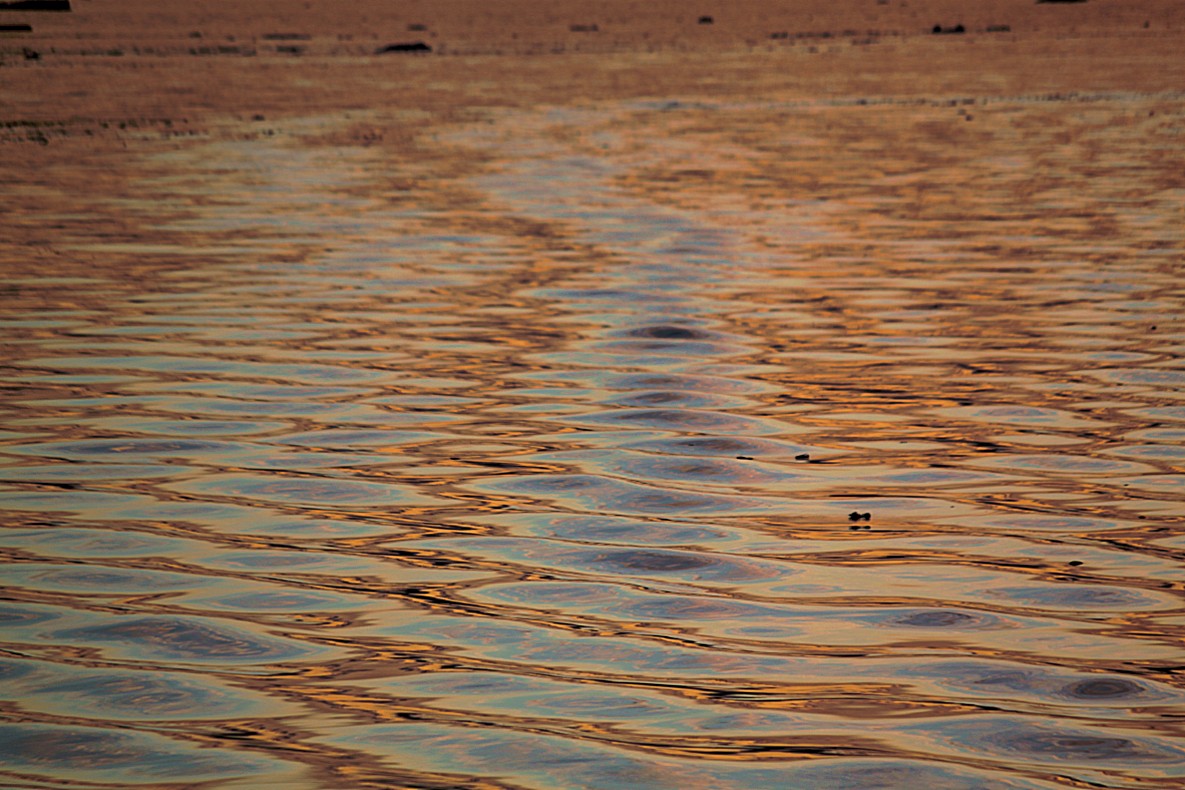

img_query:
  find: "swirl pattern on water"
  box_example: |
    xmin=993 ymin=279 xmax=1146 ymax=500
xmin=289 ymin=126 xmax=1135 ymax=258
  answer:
xmin=2 ymin=89 xmax=1184 ymax=788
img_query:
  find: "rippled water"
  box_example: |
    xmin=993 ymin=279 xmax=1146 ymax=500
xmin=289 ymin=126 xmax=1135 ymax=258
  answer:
xmin=3 ymin=94 xmax=1184 ymax=789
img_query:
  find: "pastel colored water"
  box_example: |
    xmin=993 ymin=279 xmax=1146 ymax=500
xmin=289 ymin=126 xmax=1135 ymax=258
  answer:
xmin=3 ymin=91 xmax=1184 ymax=789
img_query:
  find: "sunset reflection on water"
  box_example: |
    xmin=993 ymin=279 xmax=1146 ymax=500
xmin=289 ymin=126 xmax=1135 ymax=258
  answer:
xmin=2 ymin=15 xmax=1185 ymax=788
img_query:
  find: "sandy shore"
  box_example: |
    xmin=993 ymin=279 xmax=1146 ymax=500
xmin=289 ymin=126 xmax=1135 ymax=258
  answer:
xmin=3 ymin=0 xmax=1182 ymax=276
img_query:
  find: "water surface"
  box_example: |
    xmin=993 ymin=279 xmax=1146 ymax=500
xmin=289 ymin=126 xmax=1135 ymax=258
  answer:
xmin=2 ymin=87 xmax=1184 ymax=789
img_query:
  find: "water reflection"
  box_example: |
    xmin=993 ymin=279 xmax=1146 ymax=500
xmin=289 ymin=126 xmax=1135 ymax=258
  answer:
xmin=2 ymin=72 xmax=1183 ymax=790
xmin=50 ymin=613 xmax=335 ymax=663
xmin=0 ymin=723 xmax=295 ymax=785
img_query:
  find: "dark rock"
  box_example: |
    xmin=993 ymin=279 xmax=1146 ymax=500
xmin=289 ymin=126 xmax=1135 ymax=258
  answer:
xmin=375 ymin=41 xmax=432 ymax=54
xmin=0 ymin=0 xmax=70 ymax=10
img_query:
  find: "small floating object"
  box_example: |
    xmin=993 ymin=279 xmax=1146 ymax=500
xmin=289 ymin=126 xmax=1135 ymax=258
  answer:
xmin=848 ymin=511 xmax=872 ymax=522
xmin=795 ymin=453 xmax=810 ymax=461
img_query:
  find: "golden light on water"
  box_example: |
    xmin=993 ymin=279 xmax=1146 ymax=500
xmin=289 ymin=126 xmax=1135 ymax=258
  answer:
xmin=2 ymin=0 xmax=1184 ymax=787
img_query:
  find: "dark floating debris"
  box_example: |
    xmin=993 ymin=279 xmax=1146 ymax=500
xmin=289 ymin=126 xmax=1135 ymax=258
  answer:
xmin=375 ymin=41 xmax=432 ymax=54
xmin=795 ymin=453 xmax=811 ymax=461
xmin=22 ymin=46 xmax=37 ymax=59
xmin=698 ymin=16 xmax=714 ymax=25
xmin=407 ymin=23 xmax=427 ymax=32
xmin=569 ymin=23 xmax=599 ymax=33
xmin=0 ymin=22 xmax=32 ymax=30
xmin=849 ymin=511 xmax=872 ymax=522
xmin=986 ymin=24 xmax=1011 ymax=32
xmin=932 ymin=23 xmax=966 ymax=35
xmin=1068 ymin=560 xmax=1084 ymax=566
xmin=0 ymin=0 xmax=70 ymax=10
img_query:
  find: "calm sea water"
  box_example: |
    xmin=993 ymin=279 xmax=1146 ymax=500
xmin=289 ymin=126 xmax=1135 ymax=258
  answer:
xmin=2 ymin=94 xmax=1184 ymax=789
